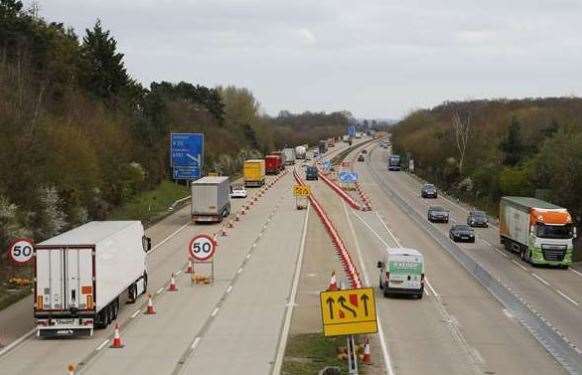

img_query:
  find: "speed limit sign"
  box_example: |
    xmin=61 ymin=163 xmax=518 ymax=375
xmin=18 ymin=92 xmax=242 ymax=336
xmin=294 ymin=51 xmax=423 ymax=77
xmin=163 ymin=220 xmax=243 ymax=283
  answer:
xmin=188 ymin=234 xmax=216 ymax=261
xmin=8 ymin=238 xmax=34 ymax=266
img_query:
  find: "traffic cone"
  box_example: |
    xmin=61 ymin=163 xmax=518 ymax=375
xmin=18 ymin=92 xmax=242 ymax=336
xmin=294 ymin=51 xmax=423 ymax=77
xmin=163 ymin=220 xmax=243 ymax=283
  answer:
xmin=327 ymin=271 xmax=338 ymax=291
xmin=110 ymin=323 xmax=124 ymax=348
xmin=362 ymin=338 xmax=372 ymax=364
xmin=168 ymin=273 xmax=178 ymax=291
xmin=144 ymin=294 xmax=156 ymax=315
xmin=235 ymin=214 xmax=240 ymax=221
xmin=186 ymin=258 xmax=193 ymax=273
xmin=67 ymin=364 xmax=76 ymax=375
xmin=227 ymin=220 xmax=234 ymax=228
xmin=221 ymin=227 xmax=228 ymax=236
xmin=241 ymin=208 xmax=246 ymax=215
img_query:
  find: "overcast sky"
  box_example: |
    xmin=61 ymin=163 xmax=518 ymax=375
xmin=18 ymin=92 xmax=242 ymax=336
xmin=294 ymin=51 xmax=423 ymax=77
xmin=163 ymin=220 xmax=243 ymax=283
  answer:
xmin=27 ymin=0 xmax=582 ymax=118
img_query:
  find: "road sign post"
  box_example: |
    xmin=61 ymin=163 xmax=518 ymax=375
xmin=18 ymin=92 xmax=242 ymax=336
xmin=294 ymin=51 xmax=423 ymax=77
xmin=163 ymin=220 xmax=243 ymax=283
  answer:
xmin=171 ymin=133 xmax=204 ymax=180
xmin=188 ymin=234 xmax=216 ymax=283
xmin=293 ymin=185 xmax=310 ymax=210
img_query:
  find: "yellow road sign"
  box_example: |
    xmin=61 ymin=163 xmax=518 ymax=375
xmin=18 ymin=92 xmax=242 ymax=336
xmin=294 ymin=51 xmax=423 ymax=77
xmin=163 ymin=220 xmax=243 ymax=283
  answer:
xmin=293 ymin=185 xmax=310 ymax=197
xmin=320 ymin=288 xmax=377 ymax=336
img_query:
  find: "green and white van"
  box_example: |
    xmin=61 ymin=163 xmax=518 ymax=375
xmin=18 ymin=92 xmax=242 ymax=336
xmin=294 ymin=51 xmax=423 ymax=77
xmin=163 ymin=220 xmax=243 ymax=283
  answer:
xmin=377 ymin=248 xmax=425 ymax=299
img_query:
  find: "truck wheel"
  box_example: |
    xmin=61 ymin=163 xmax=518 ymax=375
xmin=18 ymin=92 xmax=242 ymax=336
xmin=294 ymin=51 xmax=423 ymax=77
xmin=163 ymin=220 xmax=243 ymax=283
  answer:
xmin=142 ymin=273 xmax=148 ymax=295
xmin=417 ymin=292 xmax=423 ymax=299
xmin=105 ymin=304 xmax=112 ymax=326
xmin=128 ymin=283 xmax=137 ymax=303
xmin=113 ymin=298 xmax=119 ymax=320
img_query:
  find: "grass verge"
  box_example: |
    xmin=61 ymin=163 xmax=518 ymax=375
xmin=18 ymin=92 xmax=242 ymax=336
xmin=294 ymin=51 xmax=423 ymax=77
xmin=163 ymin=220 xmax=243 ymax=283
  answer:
xmin=282 ymin=333 xmax=352 ymax=375
xmin=108 ymin=181 xmax=189 ymax=226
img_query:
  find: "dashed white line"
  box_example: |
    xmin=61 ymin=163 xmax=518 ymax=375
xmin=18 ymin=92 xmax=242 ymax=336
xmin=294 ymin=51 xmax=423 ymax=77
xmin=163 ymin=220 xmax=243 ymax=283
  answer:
xmin=502 ymin=309 xmax=514 ymax=319
xmin=246 ymin=254 xmax=251 ymax=259
xmin=511 ymin=259 xmax=528 ymax=272
xmin=131 ymin=309 xmax=140 ymax=318
xmin=175 ymin=270 xmax=182 ymax=275
xmin=556 ymin=290 xmax=579 ymax=306
xmin=237 ymin=267 xmax=243 ymax=274
xmin=191 ymin=337 xmax=201 ymax=350
xmin=156 ymin=287 xmax=164 ymax=295
xmin=226 ymin=285 xmax=233 ymax=294
xmin=570 ymin=268 xmax=582 ymax=278
xmin=96 ymin=339 xmax=109 ymax=351
xmin=532 ymin=273 xmax=551 ymax=286
xmin=425 ymin=278 xmax=439 ymax=297
xmin=150 ymin=223 xmax=189 ymax=253
xmin=0 ymin=328 xmax=35 ymax=358
xmin=211 ymin=307 xmax=219 ymax=317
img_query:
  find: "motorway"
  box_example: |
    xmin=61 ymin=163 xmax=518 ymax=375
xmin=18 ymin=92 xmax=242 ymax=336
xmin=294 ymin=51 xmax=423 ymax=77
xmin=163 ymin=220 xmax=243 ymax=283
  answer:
xmin=0 ymin=136 xmax=579 ymax=374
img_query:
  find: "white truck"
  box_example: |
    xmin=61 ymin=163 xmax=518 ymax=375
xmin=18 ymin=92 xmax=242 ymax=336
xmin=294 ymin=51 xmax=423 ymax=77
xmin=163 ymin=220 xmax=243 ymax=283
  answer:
xmin=294 ymin=145 xmax=307 ymax=159
xmin=377 ymin=248 xmax=424 ymax=299
xmin=191 ymin=176 xmax=231 ymax=223
xmin=282 ymin=148 xmax=296 ymax=165
xmin=34 ymin=221 xmax=151 ymax=337
xmin=500 ymin=196 xmax=576 ymax=267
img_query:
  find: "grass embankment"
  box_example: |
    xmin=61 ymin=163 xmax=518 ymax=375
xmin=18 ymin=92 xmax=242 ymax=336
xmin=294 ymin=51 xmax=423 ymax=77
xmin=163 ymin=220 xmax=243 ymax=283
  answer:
xmin=108 ymin=181 xmax=190 ymax=226
xmin=282 ymin=333 xmax=350 ymax=374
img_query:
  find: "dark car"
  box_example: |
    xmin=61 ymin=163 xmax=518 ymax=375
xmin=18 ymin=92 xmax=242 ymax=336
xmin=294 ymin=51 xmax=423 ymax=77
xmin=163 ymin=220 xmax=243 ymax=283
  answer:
xmin=427 ymin=206 xmax=450 ymax=223
xmin=421 ymin=184 xmax=438 ymax=198
xmin=449 ymin=225 xmax=475 ymax=243
xmin=467 ymin=210 xmax=488 ymax=227
xmin=357 ymin=155 xmax=365 ymax=162
xmin=305 ymin=166 xmax=318 ymax=180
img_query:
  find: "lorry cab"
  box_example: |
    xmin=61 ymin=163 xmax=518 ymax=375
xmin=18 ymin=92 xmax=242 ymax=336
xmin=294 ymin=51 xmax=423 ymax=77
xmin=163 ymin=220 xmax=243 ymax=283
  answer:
xmin=377 ymin=248 xmax=424 ymax=299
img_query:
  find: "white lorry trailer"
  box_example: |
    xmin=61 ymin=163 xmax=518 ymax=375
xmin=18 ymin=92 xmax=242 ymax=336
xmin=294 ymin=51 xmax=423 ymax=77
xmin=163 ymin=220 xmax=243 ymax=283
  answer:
xmin=294 ymin=145 xmax=307 ymax=159
xmin=191 ymin=176 xmax=231 ymax=223
xmin=282 ymin=148 xmax=296 ymax=165
xmin=34 ymin=221 xmax=151 ymax=337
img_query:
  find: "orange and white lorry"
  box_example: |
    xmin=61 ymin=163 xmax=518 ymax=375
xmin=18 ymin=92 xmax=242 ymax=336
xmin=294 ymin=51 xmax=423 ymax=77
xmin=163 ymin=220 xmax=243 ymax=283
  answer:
xmin=499 ymin=196 xmax=576 ymax=267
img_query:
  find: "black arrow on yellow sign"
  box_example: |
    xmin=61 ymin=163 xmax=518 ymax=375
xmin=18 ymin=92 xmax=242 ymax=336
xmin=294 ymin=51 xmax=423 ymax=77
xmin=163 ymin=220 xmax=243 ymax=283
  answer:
xmin=361 ymin=294 xmax=370 ymax=316
xmin=326 ymin=297 xmax=335 ymax=319
xmin=338 ymin=296 xmax=357 ymax=317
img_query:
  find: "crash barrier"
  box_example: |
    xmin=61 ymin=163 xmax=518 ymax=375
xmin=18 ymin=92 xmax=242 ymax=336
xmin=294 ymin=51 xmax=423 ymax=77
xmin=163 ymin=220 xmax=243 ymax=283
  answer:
xmin=293 ymin=169 xmax=361 ymax=288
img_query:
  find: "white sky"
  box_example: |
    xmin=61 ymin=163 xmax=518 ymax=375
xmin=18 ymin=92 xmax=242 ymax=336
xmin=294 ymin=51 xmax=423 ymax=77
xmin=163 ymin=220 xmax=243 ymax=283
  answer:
xmin=27 ymin=0 xmax=582 ymax=118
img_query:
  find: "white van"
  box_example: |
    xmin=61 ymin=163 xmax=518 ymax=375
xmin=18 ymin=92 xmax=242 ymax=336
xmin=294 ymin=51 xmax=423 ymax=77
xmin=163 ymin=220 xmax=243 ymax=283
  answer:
xmin=377 ymin=248 xmax=425 ymax=299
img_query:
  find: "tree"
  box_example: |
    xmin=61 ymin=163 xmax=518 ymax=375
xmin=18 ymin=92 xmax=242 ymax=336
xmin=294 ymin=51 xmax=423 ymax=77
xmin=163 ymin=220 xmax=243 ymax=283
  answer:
xmin=35 ymin=186 xmax=66 ymax=239
xmin=499 ymin=116 xmax=524 ymax=166
xmin=451 ymin=110 xmax=471 ymax=174
xmin=80 ymin=20 xmax=130 ymax=100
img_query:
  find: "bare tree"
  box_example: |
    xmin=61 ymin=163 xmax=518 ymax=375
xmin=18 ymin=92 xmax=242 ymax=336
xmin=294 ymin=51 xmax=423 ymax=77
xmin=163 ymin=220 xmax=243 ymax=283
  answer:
xmin=452 ymin=110 xmax=471 ymax=174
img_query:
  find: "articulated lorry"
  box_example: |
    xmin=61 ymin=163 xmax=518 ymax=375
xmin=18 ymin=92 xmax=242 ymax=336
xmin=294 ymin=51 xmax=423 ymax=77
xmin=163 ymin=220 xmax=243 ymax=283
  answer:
xmin=295 ymin=145 xmax=307 ymax=159
xmin=244 ymin=159 xmax=266 ymax=187
xmin=500 ymin=196 xmax=576 ymax=267
xmin=34 ymin=221 xmax=151 ymax=337
xmin=282 ymin=148 xmax=296 ymax=165
xmin=191 ymin=176 xmax=231 ymax=223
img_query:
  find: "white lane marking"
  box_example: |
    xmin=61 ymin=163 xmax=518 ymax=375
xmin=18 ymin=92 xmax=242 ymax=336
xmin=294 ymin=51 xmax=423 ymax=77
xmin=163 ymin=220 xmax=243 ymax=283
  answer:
xmin=502 ymin=309 xmax=514 ymax=319
xmin=532 ymin=273 xmax=551 ymax=286
xmin=237 ymin=267 xmax=243 ymax=274
xmin=570 ymin=268 xmax=582 ymax=278
xmin=0 ymin=328 xmax=35 ymax=358
xmin=272 ymin=204 xmax=310 ymax=375
xmin=374 ymin=212 xmax=401 ymax=246
xmin=96 ymin=339 xmax=109 ymax=351
xmin=191 ymin=337 xmax=201 ymax=350
xmin=176 ymin=270 xmax=182 ymax=275
xmin=156 ymin=287 xmax=164 ymax=295
xmin=493 ymin=248 xmax=508 ymax=258
xmin=351 ymin=211 xmax=390 ymax=248
xmin=425 ymin=278 xmax=439 ymax=297
xmin=511 ymin=260 xmax=528 ymax=272
xmin=246 ymin=254 xmax=252 ymax=259
xmin=342 ymin=202 xmax=395 ymax=375
xmin=150 ymin=223 xmax=189 ymax=253
xmin=226 ymin=285 xmax=233 ymax=294
xmin=131 ymin=310 xmax=140 ymax=318
xmin=211 ymin=307 xmax=219 ymax=317
xmin=424 ymin=287 xmax=431 ymax=296
xmin=556 ymin=290 xmax=579 ymax=306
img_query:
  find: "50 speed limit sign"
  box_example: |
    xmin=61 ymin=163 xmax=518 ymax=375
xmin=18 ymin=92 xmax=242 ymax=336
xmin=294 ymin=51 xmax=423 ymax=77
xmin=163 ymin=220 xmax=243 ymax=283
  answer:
xmin=8 ymin=238 xmax=34 ymax=266
xmin=188 ymin=234 xmax=216 ymax=261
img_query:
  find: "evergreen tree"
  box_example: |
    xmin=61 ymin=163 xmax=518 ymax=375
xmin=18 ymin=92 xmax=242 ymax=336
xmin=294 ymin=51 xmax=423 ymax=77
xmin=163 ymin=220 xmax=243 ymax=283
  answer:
xmin=80 ymin=19 xmax=129 ymax=99
xmin=499 ymin=116 xmax=524 ymax=166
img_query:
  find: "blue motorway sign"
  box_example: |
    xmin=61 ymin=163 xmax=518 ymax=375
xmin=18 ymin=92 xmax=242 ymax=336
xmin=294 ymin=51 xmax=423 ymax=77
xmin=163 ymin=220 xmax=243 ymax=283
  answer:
xmin=339 ymin=171 xmax=358 ymax=183
xmin=348 ymin=126 xmax=356 ymax=137
xmin=171 ymin=133 xmax=204 ymax=180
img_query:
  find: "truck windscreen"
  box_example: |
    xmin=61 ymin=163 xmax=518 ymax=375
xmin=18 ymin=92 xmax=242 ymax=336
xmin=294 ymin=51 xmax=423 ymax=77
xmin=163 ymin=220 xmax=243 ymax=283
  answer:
xmin=536 ymin=223 xmax=573 ymax=239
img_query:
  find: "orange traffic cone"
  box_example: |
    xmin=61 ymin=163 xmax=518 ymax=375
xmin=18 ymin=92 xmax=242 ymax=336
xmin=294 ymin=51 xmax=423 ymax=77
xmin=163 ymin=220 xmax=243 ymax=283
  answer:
xmin=328 ymin=271 xmax=338 ymax=291
xmin=144 ymin=294 xmax=156 ymax=315
xmin=168 ymin=273 xmax=178 ymax=291
xmin=227 ymin=220 xmax=234 ymax=228
xmin=67 ymin=364 xmax=76 ymax=375
xmin=362 ymin=338 xmax=372 ymax=364
xmin=110 ymin=323 xmax=124 ymax=348
xmin=186 ymin=258 xmax=193 ymax=273
xmin=235 ymin=214 xmax=240 ymax=221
